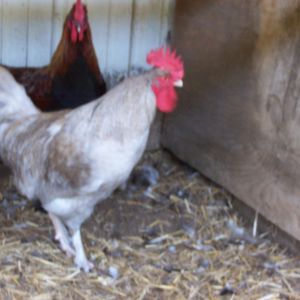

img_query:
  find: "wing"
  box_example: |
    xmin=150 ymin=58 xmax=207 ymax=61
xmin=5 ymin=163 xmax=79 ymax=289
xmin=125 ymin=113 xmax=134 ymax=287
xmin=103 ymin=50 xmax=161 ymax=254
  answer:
xmin=7 ymin=67 xmax=54 ymax=111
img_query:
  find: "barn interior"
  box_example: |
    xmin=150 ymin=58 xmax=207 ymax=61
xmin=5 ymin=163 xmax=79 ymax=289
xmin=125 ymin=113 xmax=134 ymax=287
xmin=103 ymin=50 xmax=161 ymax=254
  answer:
xmin=0 ymin=1 xmax=300 ymax=299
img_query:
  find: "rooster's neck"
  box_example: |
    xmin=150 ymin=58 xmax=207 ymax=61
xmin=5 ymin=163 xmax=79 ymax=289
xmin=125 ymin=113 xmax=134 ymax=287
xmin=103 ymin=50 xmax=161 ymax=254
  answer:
xmin=49 ymin=22 xmax=100 ymax=79
xmin=85 ymin=72 xmax=157 ymax=140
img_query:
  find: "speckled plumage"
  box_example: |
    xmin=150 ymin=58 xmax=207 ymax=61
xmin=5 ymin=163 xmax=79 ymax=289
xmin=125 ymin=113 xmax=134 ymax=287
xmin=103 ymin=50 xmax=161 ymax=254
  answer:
xmin=0 ymin=47 xmax=184 ymax=272
xmin=0 ymin=67 xmax=159 ymax=271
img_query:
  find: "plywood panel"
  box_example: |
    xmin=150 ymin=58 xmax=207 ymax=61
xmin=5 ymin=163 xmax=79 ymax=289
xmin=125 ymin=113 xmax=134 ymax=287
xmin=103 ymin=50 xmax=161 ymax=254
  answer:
xmin=162 ymin=0 xmax=300 ymax=241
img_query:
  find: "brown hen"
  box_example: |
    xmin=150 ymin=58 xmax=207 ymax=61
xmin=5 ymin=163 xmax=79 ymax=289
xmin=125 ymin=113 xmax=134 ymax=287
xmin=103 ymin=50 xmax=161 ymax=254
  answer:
xmin=4 ymin=0 xmax=106 ymax=111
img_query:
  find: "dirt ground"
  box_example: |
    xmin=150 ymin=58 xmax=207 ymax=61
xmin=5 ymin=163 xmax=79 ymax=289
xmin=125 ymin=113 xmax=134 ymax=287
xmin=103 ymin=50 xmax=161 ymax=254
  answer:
xmin=0 ymin=150 xmax=300 ymax=300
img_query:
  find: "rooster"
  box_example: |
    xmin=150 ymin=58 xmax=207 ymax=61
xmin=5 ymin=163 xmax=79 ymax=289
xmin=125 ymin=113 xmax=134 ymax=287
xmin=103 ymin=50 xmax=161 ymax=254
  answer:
xmin=0 ymin=47 xmax=184 ymax=272
xmin=3 ymin=0 xmax=106 ymax=111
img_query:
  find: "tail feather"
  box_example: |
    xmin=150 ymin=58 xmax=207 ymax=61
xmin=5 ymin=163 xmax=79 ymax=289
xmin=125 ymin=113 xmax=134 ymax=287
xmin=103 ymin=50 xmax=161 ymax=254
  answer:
xmin=0 ymin=66 xmax=39 ymax=116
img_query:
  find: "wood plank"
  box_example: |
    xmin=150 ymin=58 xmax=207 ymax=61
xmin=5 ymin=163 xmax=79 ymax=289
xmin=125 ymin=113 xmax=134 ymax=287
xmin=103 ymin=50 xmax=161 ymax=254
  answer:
xmin=86 ymin=0 xmax=110 ymax=74
xmin=2 ymin=0 xmax=28 ymax=66
xmin=129 ymin=0 xmax=165 ymax=70
xmin=162 ymin=0 xmax=300 ymax=241
xmin=106 ymin=0 xmax=133 ymax=73
xmin=27 ymin=0 xmax=53 ymax=66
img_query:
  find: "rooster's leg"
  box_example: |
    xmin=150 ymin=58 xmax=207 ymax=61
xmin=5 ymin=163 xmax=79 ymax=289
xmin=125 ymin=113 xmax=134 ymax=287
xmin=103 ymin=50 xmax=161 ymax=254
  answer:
xmin=71 ymin=229 xmax=94 ymax=272
xmin=49 ymin=213 xmax=75 ymax=257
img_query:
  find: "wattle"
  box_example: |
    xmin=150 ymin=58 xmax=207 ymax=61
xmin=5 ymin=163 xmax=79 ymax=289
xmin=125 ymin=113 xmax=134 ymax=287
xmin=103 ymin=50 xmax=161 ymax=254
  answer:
xmin=71 ymin=27 xmax=77 ymax=43
xmin=152 ymin=81 xmax=177 ymax=113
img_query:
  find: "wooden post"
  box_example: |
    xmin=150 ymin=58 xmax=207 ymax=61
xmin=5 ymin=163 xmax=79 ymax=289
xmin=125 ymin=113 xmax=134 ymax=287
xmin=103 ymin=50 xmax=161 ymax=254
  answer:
xmin=162 ymin=0 xmax=300 ymax=241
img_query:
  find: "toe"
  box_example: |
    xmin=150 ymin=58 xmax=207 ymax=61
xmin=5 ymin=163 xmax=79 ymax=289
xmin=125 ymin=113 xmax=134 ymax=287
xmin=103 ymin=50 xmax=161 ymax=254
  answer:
xmin=60 ymin=242 xmax=75 ymax=256
xmin=75 ymin=258 xmax=94 ymax=272
xmin=64 ymin=246 xmax=76 ymax=257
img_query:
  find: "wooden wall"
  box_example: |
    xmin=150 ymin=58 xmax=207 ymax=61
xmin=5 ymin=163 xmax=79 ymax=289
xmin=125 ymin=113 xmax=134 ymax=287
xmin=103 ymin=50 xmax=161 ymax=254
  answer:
xmin=162 ymin=0 xmax=300 ymax=241
xmin=0 ymin=0 xmax=175 ymax=86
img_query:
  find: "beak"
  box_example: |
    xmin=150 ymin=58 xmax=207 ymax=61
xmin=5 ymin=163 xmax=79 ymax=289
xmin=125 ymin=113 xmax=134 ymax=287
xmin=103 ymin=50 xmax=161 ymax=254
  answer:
xmin=77 ymin=25 xmax=81 ymax=33
xmin=174 ymin=79 xmax=183 ymax=88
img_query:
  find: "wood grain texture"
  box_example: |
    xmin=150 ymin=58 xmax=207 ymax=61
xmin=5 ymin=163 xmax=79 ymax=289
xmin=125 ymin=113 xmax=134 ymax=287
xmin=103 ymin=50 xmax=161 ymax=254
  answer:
xmin=162 ymin=0 xmax=300 ymax=241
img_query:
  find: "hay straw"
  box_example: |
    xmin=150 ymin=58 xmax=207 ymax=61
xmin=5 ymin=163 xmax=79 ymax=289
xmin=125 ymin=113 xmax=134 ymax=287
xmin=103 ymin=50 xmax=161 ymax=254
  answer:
xmin=0 ymin=150 xmax=299 ymax=299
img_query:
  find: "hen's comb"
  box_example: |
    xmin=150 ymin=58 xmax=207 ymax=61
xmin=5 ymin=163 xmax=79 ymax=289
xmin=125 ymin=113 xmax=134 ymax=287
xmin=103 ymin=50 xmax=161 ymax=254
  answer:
xmin=74 ymin=0 xmax=85 ymax=22
xmin=147 ymin=47 xmax=184 ymax=80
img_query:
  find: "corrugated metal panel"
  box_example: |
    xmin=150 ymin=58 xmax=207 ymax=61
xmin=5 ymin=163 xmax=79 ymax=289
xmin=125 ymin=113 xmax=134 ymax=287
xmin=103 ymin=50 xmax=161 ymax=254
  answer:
xmin=0 ymin=0 xmax=174 ymax=84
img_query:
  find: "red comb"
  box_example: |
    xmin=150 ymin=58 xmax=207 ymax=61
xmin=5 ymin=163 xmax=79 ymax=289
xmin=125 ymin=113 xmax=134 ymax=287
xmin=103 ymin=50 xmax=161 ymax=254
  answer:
xmin=74 ymin=0 xmax=85 ymax=23
xmin=147 ymin=47 xmax=184 ymax=81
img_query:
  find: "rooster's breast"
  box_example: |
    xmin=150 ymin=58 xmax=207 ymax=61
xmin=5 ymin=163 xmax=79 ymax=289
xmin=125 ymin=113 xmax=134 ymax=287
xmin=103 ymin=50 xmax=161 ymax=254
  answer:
xmin=85 ymin=130 xmax=150 ymax=197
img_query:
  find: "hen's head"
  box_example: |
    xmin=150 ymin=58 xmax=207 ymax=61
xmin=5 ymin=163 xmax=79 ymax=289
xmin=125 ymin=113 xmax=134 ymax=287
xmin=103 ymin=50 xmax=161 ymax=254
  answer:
xmin=68 ymin=0 xmax=88 ymax=43
xmin=147 ymin=47 xmax=184 ymax=113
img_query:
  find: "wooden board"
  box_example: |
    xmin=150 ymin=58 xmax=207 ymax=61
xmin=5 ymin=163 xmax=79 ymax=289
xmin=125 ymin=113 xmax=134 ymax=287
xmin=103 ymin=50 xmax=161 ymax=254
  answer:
xmin=162 ymin=0 xmax=300 ymax=241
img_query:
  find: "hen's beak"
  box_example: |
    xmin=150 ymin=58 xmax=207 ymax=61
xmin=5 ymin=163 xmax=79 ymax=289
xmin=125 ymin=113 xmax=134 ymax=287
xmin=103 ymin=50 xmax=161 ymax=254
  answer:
xmin=174 ymin=79 xmax=183 ymax=88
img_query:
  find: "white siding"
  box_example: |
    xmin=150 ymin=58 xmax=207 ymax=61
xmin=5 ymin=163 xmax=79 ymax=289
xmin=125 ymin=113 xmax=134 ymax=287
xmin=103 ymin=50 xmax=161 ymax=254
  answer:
xmin=86 ymin=0 xmax=110 ymax=74
xmin=0 ymin=0 xmax=174 ymax=83
xmin=27 ymin=0 xmax=53 ymax=66
xmin=106 ymin=0 xmax=133 ymax=72
xmin=2 ymin=0 xmax=28 ymax=66
xmin=130 ymin=0 xmax=165 ymax=70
